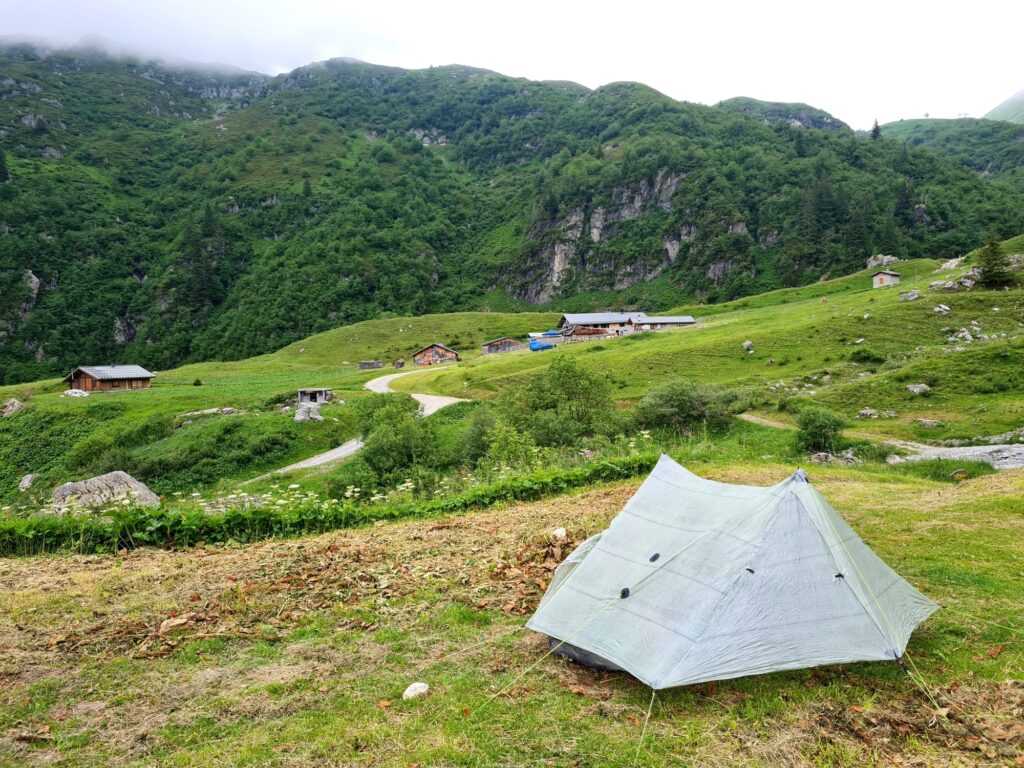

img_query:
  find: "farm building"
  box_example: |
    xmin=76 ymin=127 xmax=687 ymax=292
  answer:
xmin=558 ymin=312 xmax=643 ymax=334
xmin=872 ymin=270 xmax=901 ymax=288
xmin=63 ymin=365 xmax=154 ymax=392
xmin=297 ymin=388 xmax=332 ymax=404
xmin=412 ymin=343 xmax=461 ymax=366
xmin=558 ymin=312 xmax=696 ymax=335
xmin=629 ymin=315 xmax=696 ymax=331
xmin=481 ymin=337 xmax=523 ymax=355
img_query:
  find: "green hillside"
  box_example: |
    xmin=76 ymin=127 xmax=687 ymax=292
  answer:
xmin=394 ymin=256 xmax=1024 ymax=441
xmin=985 ymin=87 xmax=1024 ymax=123
xmin=4 ymin=44 xmax=1024 ymax=385
xmin=881 ymin=118 xmax=1024 ymax=181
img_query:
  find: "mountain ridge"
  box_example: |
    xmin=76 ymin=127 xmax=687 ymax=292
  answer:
xmin=2 ymin=42 xmax=1023 ymax=384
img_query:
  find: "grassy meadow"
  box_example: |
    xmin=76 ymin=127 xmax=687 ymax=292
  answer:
xmin=0 ymin=460 xmax=1020 ymax=767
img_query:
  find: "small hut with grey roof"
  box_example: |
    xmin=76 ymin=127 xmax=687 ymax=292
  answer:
xmin=63 ymin=365 xmax=155 ymax=392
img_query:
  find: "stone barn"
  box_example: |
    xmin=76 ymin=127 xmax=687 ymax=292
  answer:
xmin=872 ymin=270 xmax=901 ymax=288
xmin=297 ymin=388 xmax=332 ymax=404
xmin=481 ymin=337 xmax=523 ymax=355
xmin=63 ymin=365 xmax=154 ymax=392
xmin=412 ymin=343 xmax=461 ymax=366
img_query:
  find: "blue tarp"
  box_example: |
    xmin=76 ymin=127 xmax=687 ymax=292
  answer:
xmin=529 ymin=339 xmax=555 ymax=351
xmin=541 ymin=330 xmax=561 ymax=337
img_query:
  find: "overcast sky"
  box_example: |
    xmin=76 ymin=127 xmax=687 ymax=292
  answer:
xmin=4 ymin=0 xmax=1022 ymax=130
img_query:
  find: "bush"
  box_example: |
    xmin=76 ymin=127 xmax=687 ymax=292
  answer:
xmin=193 ymin=379 xmax=202 ymax=386
xmin=795 ymin=407 xmax=846 ymax=453
xmin=849 ymin=347 xmax=885 ymax=364
xmin=633 ymin=380 xmax=736 ymax=434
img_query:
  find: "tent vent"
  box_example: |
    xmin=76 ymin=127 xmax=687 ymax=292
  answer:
xmin=834 ymin=573 xmax=845 ymax=580
xmin=745 ymin=567 xmax=755 ymax=574
xmin=649 ymin=553 xmax=660 ymax=562
xmin=620 ymin=588 xmax=631 ymax=599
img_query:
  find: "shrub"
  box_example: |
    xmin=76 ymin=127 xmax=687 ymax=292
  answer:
xmin=193 ymin=379 xmax=202 ymax=386
xmin=849 ymin=347 xmax=885 ymax=364
xmin=632 ymin=380 xmax=736 ymax=434
xmin=795 ymin=407 xmax=846 ymax=453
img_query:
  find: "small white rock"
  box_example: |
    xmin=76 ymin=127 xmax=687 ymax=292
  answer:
xmin=552 ymin=527 xmax=568 ymax=540
xmin=403 ymin=682 xmax=430 ymax=700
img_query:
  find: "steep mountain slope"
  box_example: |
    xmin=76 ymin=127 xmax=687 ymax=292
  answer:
xmin=985 ymin=88 xmax=1024 ymax=123
xmin=3 ymin=44 xmax=1024 ymax=384
xmin=881 ymin=118 xmax=1024 ymax=181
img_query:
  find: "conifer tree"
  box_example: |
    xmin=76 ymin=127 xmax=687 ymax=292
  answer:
xmin=978 ymin=232 xmax=1012 ymax=287
xmin=0 ymin=148 xmax=9 ymax=182
xmin=870 ymin=120 xmax=881 ymax=140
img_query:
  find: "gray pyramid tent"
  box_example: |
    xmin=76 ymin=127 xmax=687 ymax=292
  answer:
xmin=527 ymin=456 xmax=938 ymax=689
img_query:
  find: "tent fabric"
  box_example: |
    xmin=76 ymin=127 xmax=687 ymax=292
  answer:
xmin=526 ymin=455 xmax=938 ymax=689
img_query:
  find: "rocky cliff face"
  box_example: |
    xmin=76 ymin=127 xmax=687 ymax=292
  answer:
xmin=519 ymin=169 xmax=691 ymax=302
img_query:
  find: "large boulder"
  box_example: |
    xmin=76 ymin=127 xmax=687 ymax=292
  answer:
xmin=866 ymin=254 xmax=900 ymax=269
xmin=294 ymin=403 xmax=324 ymax=422
xmin=52 ymin=471 xmax=161 ymax=509
xmin=2 ymin=398 xmax=25 ymax=417
xmin=19 ymin=474 xmax=36 ymax=491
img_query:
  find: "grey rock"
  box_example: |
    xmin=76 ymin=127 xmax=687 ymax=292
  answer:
xmin=933 ymin=304 xmax=950 ymax=315
xmin=741 ymin=340 xmax=754 ymax=351
xmin=857 ymin=407 xmax=879 ymax=420
xmin=19 ymin=473 xmax=35 ymax=491
xmin=52 ymin=471 xmax=160 ymax=509
xmin=294 ymin=403 xmax=323 ymax=422
xmin=898 ymin=290 xmax=920 ymax=302
xmin=915 ymin=419 xmax=944 ymax=429
xmin=906 ymin=383 xmax=931 ymax=395
xmin=2 ymin=398 xmax=25 ymax=417
xmin=866 ymin=254 xmax=900 ymax=269
xmin=403 ymin=681 xmax=430 ymax=700
xmin=62 ymin=389 xmax=90 ymax=397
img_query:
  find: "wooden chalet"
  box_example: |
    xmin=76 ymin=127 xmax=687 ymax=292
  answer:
xmin=63 ymin=365 xmax=155 ymax=392
xmin=412 ymin=343 xmax=461 ymax=366
xmin=481 ymin=336 xmax=523 ymax=355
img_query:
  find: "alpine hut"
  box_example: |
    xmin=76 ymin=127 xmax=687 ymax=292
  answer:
xmin=63 ymin=365 xmax=155 ymax=392
xmin=412 ymin=343 xmax=461 ymax=366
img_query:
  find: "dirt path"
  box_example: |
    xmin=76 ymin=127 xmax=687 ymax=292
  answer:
xmin=257 ymin=367 xmax=467 ymax=479
xmin=737 ymin=412 xmax=1024 ymax=469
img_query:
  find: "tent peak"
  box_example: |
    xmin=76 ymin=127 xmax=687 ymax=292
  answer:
xmin=792 ymin=468 xmax=810 ymax=483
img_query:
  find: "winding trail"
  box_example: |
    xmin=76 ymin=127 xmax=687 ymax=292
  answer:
xmin=257 ymin=367 xmax=466 ymax=479
xmin=736 ymin=412 xmax=1024 ymax=469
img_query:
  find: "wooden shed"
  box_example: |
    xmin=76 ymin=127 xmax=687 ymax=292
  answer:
xmin=63 ymin=365 xmax=155 ymax=392
xmin=412 ymin=343 xmax=461 ymax=366
xmin=481 ymin=337 xmax=523 ymax=355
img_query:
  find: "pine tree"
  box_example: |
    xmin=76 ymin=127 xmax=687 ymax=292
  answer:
xmin=302 ymin=178 xmax=312 ymax=198
xmin=870 ymin=120 xmax=881 ymax=140
xmin=978 ymin=232 xmax=1012 ymax=287
xmin=200 ymin=203 xmax=218 ymax=238
xmin=0 ymin=148 xmax=9 ymax=182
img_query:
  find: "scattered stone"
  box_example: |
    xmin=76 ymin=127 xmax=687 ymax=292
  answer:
xmin=936 ymin=256 xmax=964 ymax=272
xmin=808 ymin=449 xmax=861 ymax=466
xmin=929 ymin=280 xmax=948 ymax=290
xmin=915 ymin=419 xmax=944 ymax=429
xmin=19 ymin=474 xmax=35 ymax=491
xmin=853 ymin=338 xmax=865 ymax=345
xmin=294 ymin=403 xmax=323 ymax=422
xmin=181 ymin=407 xmax=239 ymax=418
xmin=403 ymin=682 xmax=430 ymax=700
xmin=898 ymin=290 xmax=920 ymax=302
xmin=820 ymin=374 xmax=832 ymax=383
xmin=2 ymin=398 xmax=25 ymax=417
xmin=933 ymin=304 xmax=950 ymax=315
xmin=857 ymin=407 xmax=879 ymax=420
xmin=552 ymin=527 xmax=568 ymax=540
xmin=959 ymin=277 xmax=975 ymax=290
xmin=62 ymin=389 xmax=89 ymax=397
xmin=52 ymin=471 xmax=161 ymax=510
xmin=906 ymin=384 xmax=931 ymax=396
xmin=863 ymin=313 xmax=871 ymax=320
xmin=741 ymin=340 xmax=754 ymax=351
